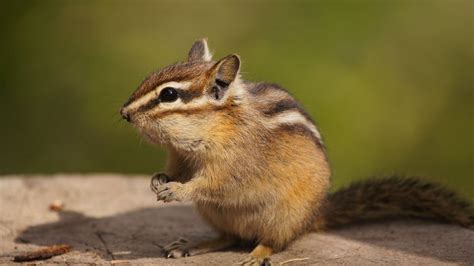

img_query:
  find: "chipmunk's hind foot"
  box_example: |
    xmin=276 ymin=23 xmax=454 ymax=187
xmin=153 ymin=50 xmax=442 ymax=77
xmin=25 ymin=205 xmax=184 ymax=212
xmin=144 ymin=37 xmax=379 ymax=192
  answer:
xmin=162 ymin=236 xmax=236 ymax=259
xmin=162 ymin=237 xmax=190 ymax=258
xmin=237 ymin=244 xmax=273 ymax=266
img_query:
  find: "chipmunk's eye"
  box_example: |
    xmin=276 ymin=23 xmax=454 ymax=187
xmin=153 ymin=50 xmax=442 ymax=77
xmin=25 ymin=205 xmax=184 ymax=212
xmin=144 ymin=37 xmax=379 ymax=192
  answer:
xmin=159 ymin=87 xmax=179 ymax=102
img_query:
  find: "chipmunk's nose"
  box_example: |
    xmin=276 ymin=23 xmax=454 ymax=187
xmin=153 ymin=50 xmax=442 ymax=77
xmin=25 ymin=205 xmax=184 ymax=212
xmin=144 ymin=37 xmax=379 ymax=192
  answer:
xmin=120 ymin=108 xmax=131 ymax=122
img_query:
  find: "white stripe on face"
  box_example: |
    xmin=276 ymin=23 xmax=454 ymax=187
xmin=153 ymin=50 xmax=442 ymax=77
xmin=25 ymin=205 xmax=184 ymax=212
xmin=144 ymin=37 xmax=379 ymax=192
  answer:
xmin=146 ymin=94 xmax=209 ymax=115
xmin=125 ymin=81 xmax=191 ymax=112
xmin=146 ymin=81 xmax=247 ymax=115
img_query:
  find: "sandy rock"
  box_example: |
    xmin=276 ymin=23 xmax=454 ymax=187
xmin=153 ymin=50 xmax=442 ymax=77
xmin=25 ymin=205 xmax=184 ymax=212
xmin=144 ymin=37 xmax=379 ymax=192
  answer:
xmin=0 ymin=175 xmax=472 ymax=265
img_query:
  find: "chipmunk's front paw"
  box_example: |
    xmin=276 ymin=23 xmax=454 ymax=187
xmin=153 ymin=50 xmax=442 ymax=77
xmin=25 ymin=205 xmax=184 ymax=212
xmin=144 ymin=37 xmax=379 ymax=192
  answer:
xmin=150 ymin=173 xmax=169 ymax=194
xmin=155 ymin=182 xmax=186 ymax=202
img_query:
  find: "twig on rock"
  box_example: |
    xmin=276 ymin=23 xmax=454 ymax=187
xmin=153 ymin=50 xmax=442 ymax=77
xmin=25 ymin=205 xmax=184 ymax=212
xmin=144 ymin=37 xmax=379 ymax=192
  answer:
xmin=13 ymin=244 xmax=72 ymax=262
xmin=279 ymin=257 xmax=310 ymax=265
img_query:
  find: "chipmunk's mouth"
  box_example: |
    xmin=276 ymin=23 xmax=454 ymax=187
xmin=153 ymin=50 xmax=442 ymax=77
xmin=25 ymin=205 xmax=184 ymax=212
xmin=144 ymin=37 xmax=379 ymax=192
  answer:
xmin=140 ymin=130 xmax=160 ymax=145
xmin=138 ymin=125 xmax=166 ymax=146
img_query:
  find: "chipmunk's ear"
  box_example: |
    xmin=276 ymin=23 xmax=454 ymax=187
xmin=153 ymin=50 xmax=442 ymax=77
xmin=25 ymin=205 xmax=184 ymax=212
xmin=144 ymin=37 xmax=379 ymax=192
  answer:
xmin=212 ymin=54 xmax=241 ymax=85
xmin=187 ymin=38 xmax=212 ymax=62
xmin=208 ymin=55 xmax=241 ymax=100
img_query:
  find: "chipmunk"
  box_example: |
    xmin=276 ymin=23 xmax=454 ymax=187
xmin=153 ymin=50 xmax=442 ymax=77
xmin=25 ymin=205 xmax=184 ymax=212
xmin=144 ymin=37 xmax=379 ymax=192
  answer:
xmin=120 ymin=39 xmax=473 ymax=265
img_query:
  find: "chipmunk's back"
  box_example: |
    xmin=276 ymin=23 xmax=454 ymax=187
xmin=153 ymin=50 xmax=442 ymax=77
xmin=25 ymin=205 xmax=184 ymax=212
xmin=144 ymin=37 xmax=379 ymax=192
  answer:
xmin=246 ymin=82 xmax=325 ymax=148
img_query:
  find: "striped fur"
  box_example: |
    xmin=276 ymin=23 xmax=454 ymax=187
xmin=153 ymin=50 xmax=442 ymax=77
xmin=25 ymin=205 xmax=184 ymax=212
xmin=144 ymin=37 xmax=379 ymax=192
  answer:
xmin=248 ymin=82 xmax=324 ymax=146
xmin=121 ymin=40 xmax=331 ymax=263
xmin=121 ymin=50 xmax=323 ymax=152
xmin=121 ymin=39 xmax=473 ymax=264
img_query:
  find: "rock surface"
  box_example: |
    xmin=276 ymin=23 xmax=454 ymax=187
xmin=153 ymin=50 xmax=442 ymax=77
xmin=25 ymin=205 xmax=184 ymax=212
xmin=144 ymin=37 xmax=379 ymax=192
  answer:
xmin=0 ymin=175 xmax=473 ymax=265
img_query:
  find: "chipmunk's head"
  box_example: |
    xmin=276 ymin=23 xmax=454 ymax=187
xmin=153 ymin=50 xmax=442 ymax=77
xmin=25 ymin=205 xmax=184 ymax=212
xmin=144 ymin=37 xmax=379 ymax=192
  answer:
xmin=120 ymin=39 xmax=244 ymax=152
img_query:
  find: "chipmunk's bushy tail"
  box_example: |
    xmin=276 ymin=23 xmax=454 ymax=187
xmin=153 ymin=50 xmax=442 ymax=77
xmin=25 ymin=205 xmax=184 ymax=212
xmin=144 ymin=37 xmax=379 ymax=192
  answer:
xmin=314 ymin=176 xmax=474 ymax=231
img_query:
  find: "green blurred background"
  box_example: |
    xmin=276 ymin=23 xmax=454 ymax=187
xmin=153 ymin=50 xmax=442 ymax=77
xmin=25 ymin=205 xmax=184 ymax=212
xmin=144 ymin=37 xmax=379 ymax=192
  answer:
xmin=1 ymin=1 xmax=472 ymax=198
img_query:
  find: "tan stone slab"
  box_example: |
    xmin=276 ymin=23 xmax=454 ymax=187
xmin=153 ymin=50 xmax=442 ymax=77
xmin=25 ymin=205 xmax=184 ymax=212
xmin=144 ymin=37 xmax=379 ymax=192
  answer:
xmin=0 ymin=175 xmax=473 ymax=265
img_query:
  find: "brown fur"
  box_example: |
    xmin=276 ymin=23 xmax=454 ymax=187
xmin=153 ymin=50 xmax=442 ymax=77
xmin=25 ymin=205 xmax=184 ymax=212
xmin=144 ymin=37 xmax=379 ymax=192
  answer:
xmin=317 ymin=176 xmax=474 ymax=230
xmin=121 ymin=39 xmax=473 ymax=264
xmin=124 ymin=62 xmax=213 ymax=106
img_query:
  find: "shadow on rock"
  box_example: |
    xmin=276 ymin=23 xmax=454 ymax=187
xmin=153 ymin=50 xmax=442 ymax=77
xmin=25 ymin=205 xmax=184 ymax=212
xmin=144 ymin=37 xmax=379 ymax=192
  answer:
xmin=15 ymin=206 xmax=474 ymax=263
xmin=15 ymin=205 xmax=217 ymax=260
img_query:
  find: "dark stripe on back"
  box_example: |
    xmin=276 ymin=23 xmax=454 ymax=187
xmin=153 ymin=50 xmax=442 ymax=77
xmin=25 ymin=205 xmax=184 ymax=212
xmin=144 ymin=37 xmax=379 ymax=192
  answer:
xmin=262 ymin=97 xmax=316 ymax=125
xmin=248 ymin=82 xmax=290 ymax=96
xmin=250 ymin=82 xmax=324 ymax=147
xmin=249 ymin=82 xmax=315 ymax=123
xmin=263 ymin=99 xmax=300 ymax=116
xmin=278 ymin=124 xmax=325 ymax=149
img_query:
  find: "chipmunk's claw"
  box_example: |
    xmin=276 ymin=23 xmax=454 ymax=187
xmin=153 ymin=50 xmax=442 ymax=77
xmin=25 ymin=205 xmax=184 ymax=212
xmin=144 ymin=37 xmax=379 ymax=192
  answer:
xmin=155 ymin=182 xmax=184 ymax=202
xmin=237 ymin=256 xmax=272 ymax=266
xmin=262 ymin=258 xmax=272 ymax=266
xmin=150 ymin=173 xmax=185 ymax=202
xmin=150 ymin=173 xmax=169 ymax=195
xmin=162 ymin=237 xmax=190 ymax=258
